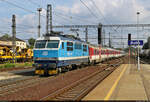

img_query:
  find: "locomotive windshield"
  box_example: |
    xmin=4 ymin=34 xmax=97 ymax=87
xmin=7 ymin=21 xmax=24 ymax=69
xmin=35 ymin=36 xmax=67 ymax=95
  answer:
xmin=46 ymin=40 xmax=59 ymax=48
xmin=35 ymin=40 xmax=47 ymax=48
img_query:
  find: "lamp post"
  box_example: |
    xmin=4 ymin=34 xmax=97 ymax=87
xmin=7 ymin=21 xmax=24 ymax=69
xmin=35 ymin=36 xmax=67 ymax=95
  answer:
xmin=137 ymin=12 xmax=140 ymax=70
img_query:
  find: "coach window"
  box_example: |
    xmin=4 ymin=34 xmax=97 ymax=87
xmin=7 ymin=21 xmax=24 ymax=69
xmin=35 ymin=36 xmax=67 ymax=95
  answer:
xmin=67 ymin=42 xmax=73 ymax=51
xmin=62 ymin=42 xmax=64 ymax=49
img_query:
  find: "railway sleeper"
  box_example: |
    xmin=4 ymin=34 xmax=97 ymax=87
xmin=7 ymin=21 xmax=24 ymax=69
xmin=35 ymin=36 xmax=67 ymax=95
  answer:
xmin=58 ymin=95 xmax=76 ymax=98
xmin=55 ymin=97 xmax=74 ymax=100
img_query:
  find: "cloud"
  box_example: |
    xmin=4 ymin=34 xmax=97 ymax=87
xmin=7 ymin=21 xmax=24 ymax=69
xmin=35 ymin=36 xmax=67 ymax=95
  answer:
xmin=1 ymin=0 xmax=150 ymax=47
xmin=54 ymin=0 xmax=150 ymax=24
xmin=56 ymin=6 xmax=70 ymax=14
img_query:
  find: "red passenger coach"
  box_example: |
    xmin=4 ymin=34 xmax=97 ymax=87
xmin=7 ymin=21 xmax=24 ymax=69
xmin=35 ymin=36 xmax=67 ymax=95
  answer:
xmin=88 ymin=44 xmax=124 ymax=64
xmin=88 ymin=44 xmax=101 ymax=64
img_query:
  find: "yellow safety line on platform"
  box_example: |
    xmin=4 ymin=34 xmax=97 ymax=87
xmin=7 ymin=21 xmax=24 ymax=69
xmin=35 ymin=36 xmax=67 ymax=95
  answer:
xmin=104 ymin=64 xmax=128 ymax=100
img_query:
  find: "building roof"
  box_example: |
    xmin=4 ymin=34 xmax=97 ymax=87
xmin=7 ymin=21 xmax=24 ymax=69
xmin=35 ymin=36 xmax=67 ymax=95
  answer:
xmin=0 ymin=36 xmax=25 ymax=42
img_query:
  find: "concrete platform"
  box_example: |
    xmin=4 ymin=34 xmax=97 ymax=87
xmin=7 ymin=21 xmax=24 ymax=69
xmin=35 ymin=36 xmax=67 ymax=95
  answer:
xmin=83 ymin=64 xmax=150 ymax=100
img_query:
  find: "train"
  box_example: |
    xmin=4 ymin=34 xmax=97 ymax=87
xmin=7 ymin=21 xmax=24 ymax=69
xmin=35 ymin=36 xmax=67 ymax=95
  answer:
xmin=0 ymin=46 xmax=33 ymax=63
xmin=33 ymin=34 xmax=125 ymax=76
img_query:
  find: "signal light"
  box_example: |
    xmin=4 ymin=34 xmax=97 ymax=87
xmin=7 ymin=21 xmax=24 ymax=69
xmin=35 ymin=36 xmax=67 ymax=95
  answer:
xmin=128 ymin=33 xmax=131 ymax=41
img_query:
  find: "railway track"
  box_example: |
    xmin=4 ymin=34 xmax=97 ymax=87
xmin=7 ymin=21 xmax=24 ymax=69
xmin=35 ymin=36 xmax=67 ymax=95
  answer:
xmin=0 ymin=71 xmax=56 ymax=96
xmin=0 ymin=57 xmax=123 ymax=100
xmin=41 ymin=58 xmax=123 ymax=101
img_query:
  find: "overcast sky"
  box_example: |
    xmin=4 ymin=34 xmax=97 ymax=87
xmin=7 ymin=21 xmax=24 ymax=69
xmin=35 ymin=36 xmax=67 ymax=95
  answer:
xmin=0 ymin=0 xmax=150 ymax=48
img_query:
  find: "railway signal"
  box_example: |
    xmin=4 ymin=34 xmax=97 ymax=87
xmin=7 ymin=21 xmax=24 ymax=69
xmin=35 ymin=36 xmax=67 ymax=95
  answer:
xmin=98 ymin=24 xmax=102 ymax=45
xmin=128 ymin=33 xmax=131 ymax=41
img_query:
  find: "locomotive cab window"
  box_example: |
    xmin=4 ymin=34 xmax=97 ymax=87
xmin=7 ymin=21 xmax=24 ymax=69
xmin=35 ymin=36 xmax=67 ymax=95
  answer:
xmin=67 ymin=42 xmax=73 ymax=51
xmin=46 ymin=40 xmax=59 ymax=48
xmin=35 ymin=40 xmax=47 ymax=48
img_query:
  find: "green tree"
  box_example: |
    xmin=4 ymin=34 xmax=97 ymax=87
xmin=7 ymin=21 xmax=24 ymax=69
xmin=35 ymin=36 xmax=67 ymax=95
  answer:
xmin=28 ymin=38 xmax=35 ymax=48
xmin=2 ymin=34 xmax=10 ymax=39
xmin=2 ymin=34 xmax=10 ymax=38
xmin=142 ymin=42 xmax=148 ymax=49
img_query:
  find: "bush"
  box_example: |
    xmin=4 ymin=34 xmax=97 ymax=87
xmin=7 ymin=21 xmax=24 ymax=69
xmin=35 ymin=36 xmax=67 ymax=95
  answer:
xmin=0 ymin=66 xmax=3 ymax=69
xmin=24 ymin=62 xmax=32 ymax=66
xmin=24 ymin=62 xmax=29 ymax=66
xmin=4 ymin=63 xmax=15 ymax=68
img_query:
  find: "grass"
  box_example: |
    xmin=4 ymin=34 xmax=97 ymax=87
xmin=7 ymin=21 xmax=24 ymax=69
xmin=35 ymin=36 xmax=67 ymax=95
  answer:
xmin=0 ymin=62 xmax=33 ymax=69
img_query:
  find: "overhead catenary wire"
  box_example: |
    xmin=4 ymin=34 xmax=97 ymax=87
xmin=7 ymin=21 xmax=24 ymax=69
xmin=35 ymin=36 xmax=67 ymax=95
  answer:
xmin=1 ymin=0 xmax=98 ymax=28
xmin=53 ymin=11 xmax=98 ymax=24
xmin=1 ymin=0 xmax=36 ymax=14
xmin=0 ymin=0 xmax=67 ymax=32
xmin=90 ymin=0 xmax=110 ymax=24
xmin=80 ymin=0 xmax=100 ymax=21
xmin=28 ymin=0 xmax=40 ymax=7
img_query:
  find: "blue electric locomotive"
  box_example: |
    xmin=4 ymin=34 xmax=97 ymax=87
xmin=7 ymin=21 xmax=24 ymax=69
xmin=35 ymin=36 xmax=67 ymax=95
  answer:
xmin=33 ymin=35 xmax=89 ymax=75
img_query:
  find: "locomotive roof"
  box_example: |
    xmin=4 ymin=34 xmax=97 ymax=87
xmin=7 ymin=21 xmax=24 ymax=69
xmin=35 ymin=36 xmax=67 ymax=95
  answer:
xmin=36 ymin=34 xmax=124 ymax=52
xmin=36 ymin=35 xmax=87 ymax=44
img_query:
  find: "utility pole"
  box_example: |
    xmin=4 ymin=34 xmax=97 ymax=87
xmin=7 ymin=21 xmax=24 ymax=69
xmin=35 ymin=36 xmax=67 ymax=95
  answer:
xmin=121 ymin=28 xmax=123 ymax=48
xmin=98 ymin=23 xmax=102 ymax=45
xmin=37 ymin=8 xmax=42 ymax=37
xmin=46 ymin=4 xmax=49 ymax=34
xmin=46 ymin=4 xmax=52 ymax=35
xmin=128 ymin=33 xmax=131 ymax=64
xmin=50 ymin=4 xmax=52 ymax=33
xmin=109 ymin=32 xmax=111 ymax=48
xmin=148 ymin=37 xmax=150 ymax=49
xmin=103 ymin=29 xmax=105 ymax=46
xmin=85 ymin=27 xmax=88 ymax=42
xmin=137 ymin=12 xmax=140 ymax=70
xmin=12 ymin=14 xmax=16 ymax=63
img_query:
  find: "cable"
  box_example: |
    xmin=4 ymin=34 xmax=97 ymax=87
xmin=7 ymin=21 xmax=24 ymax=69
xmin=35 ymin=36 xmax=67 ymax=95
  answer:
xmin=54 ymin=10 xmax=97 ymax=24
xmin=28 ymin=0 xmax=40 ymax=7
xmin=80 ymin=0 xmax=100 ymax=21
xmin=90 ymin=0 xmax=120 ymax=34
xmin=0 ymin=0 xmax=65 ymax=28
xmin=2 ymin=0 xmax=97 ymax=26
xmin=0 ymin=0 xmax=48 ymax=18
xmin=90 ymin=0 xmax=109 ymax=24
xmin=1 ymin=0 xmax=36 ymax=14
xmin=53 ymin=13 xmax=77 ymax=25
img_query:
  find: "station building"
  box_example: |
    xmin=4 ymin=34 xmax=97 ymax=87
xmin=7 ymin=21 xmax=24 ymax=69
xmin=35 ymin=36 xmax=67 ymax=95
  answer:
xmin=0 ymin=35 xmax=27 ymax=49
